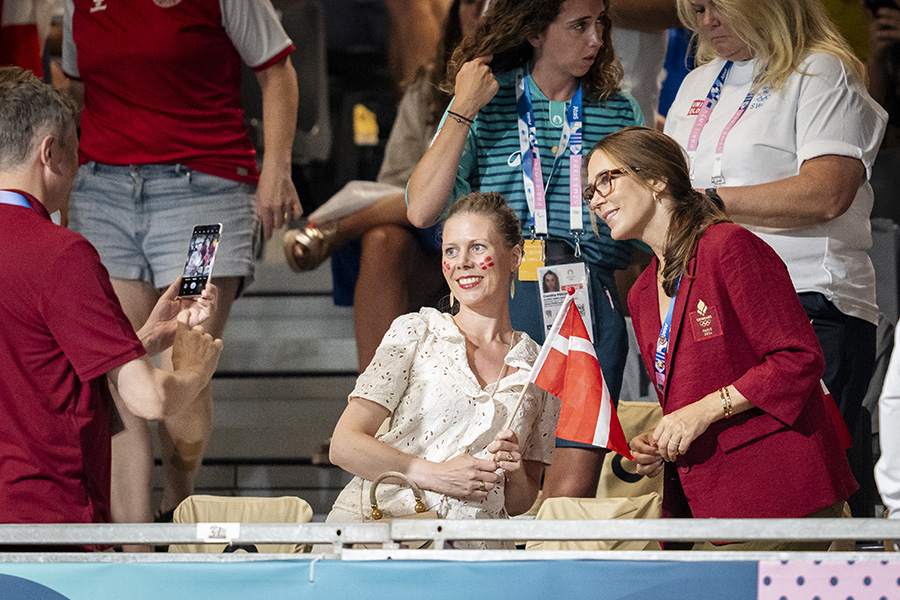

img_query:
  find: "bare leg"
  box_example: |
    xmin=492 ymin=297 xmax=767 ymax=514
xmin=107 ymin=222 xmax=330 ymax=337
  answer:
xmin=541 ymin=447 xmax=606 ymax=499
xmin=107 ymin=278 xmax=163 ymax=552
xmin=157 ymin=276 xmax=240 ymax=515
xmin=382 ymin=0 xmax=451 ymax=89
xmin=288 ymin=193 xmax=413 ymax=270
xmin=354 ymin=225 xmax=418 ymax=371
xmin=335 ymin=193 xmax=411 ymax=241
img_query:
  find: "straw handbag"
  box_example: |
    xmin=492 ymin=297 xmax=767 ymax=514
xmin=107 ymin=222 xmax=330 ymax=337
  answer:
xmin=355 ymin=471 xmax=438 ymax=549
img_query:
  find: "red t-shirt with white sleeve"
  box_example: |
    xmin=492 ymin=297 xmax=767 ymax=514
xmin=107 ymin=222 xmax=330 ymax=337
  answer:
xmin=62 ymin=0 xmax=294 ymax=184
xmin=0 ymin=190 xmax=146 ymax=529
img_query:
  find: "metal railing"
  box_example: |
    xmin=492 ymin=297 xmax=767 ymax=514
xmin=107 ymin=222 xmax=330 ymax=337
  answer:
xmin=1 ymin=519 xmax=898 ymax=561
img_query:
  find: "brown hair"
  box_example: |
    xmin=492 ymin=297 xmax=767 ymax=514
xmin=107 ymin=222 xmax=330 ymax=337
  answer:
xmin=588 ymin=127 xmax=730 ymax=296
xmin=442 ymin=0 xmax=621 ymax=102
xmin=446 ymin=191 xmax=525 ymax=250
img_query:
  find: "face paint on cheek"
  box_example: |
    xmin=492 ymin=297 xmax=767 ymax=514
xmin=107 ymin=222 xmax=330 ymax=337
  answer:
xmin=479 ymin=256 xmax=495 ymax=271
xmin=443 ymin=261 xmax=451 ymax=272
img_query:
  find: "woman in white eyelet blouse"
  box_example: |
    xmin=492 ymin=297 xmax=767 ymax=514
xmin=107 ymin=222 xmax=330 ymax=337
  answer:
xmin=325 ymin=192 xmax=560 ymax=549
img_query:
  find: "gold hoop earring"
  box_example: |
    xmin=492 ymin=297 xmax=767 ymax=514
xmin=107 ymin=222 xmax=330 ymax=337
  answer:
xmin=510 ymin=278 xmax=516 ymax=299
xmin=449 ymin=292 xmax=455 ymax=308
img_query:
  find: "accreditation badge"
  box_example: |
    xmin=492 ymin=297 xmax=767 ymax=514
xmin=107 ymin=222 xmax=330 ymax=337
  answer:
xmin=518 ymin=239 xmax=545 ymax=282
xmin=537 ymin=262 xmax=595 ymax=343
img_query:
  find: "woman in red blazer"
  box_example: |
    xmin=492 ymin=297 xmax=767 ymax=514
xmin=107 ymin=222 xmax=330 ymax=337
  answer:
xmin=585 ymin=127 xmax=857 ymax=550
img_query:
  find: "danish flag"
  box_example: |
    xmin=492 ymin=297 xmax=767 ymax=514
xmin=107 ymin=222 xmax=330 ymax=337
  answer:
xmin=530 ymin=290 xmax=633 ymax=459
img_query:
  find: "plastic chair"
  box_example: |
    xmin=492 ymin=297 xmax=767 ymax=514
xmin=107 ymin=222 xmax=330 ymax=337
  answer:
xmin=168 ymin=495 xmax=313 ymax=553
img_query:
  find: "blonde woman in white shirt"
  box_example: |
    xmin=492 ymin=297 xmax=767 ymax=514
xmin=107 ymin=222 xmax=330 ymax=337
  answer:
xmin=663 ymin=0 xmax=887 ymax=516
xmin=325 ymin=192 xmax=559 ymax=548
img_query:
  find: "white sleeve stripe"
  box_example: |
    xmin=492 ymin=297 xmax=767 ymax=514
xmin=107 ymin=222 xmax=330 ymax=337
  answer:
xmin=61 ymin=0 xmax=79 ymax=78
xmin=220 ymin=0 xmax=293 ymax=69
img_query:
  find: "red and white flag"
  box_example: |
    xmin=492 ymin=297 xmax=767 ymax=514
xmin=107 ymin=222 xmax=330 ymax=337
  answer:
xmin=530 ymin=291 xmax=633 ymax=460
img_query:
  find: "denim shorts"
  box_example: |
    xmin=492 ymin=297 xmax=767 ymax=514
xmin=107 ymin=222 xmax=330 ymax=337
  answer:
xmin=68 ymin=163 xmax=261 ymax=289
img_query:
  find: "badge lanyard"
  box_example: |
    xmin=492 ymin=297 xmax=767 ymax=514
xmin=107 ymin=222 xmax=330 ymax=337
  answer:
xmin=685 ymin=60 xmax=758 ymax=187
xmin=654 ymin=277 xmax=681 ymax=393
xmin=515 ymin=69 xmax=584 ymax=252
xmin=0 ymin=190 xmax=33 ymax=209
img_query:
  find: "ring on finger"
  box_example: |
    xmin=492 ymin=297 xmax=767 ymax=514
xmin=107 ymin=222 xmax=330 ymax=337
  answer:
xmin=479 ymin=480 xmax=485 ymax=492
xmin=668 ymin=440 xmax=679 ymax=446
xmin=506 ymin=453 xmax=514 ymax=462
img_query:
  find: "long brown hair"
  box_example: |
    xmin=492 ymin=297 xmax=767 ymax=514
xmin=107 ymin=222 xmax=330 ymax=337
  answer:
xmin=588 ymin=127 xmax=730 ymax=296
xmin=442 ymin=0 xmax=621 ymax=102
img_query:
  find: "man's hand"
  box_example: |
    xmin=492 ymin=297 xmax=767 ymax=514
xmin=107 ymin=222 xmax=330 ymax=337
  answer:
xmin=171 ymin=311 xmax=223 ymax=384
xmin=140 ymin=279 xmax=218 ymax=356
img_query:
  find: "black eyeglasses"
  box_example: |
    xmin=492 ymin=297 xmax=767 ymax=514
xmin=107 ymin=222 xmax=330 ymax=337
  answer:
xmin=583 ymin=167 xmax=634 ymax=204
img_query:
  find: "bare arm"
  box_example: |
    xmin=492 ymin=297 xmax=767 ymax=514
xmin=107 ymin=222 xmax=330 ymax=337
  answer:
xmin=406 ymin=55 xmax=499 ymax=228
xmin=255 ymin=56 xmax=303 ymax=240
xmin=330 ymin=397 xmax=500 ymax=501
xmin=135 ymin=279 xmax=218 ymax=357
xmin=716 ymin=155 xmax=864 ymax=228
xmin=108 ymin=314 xmax=223 ymax=420
xmin=607 ymin=0 xmax=680 ymax=32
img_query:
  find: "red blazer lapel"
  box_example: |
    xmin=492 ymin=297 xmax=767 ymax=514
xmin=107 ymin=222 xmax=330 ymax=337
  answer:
xmin=660 ymin=252 xmax=698 ymax=407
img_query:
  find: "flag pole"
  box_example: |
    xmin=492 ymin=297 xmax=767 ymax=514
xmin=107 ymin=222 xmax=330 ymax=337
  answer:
xmin=502 ymin=290 xmax=575 ymax=431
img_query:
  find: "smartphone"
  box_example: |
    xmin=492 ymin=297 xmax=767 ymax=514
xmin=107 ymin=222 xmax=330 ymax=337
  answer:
xmin=177 ymin=224 xmax=222 ymax=296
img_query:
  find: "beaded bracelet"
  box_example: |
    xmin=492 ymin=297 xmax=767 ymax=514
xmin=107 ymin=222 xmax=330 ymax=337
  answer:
xmin=447 ymin=110 xmax=474 ymax=125
xmin=719 ymin=386 xmax=733 ymax=418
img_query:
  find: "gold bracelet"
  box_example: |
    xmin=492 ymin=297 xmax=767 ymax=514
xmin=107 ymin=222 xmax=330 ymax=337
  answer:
xmin=719 ymin=386 xmax=733 ymax=418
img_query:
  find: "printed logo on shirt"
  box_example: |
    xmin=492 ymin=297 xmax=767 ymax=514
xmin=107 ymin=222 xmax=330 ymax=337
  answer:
xmin=154 ymin=0 xmax=183 ymax=6
xmin=748 ymin=87 xmax=771 ymax=110
xmin=689 ymin=299 xmax=723 ymax=341
xmin=688 ymin=100 xmax=704 ymax=116
xmin=89 ymin=0 xmax=107 ymax=13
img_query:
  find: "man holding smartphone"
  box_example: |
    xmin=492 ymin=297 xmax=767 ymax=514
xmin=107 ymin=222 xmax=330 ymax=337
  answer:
xmin=0 ymin=68 xmax=223 ymax=543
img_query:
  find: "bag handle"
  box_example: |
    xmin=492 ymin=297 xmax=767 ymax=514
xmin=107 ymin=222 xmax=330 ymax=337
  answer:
xmin=369 ymin=471 xmax=428 ymax=520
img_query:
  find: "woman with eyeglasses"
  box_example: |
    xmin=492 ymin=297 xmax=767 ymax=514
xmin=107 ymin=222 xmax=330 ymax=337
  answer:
xmin=586 ymin=126 xmax=857 ymax=551
xmin=406 ymin=0 xmax=643 ymax=499
xmin=662 ymin=0 xmax=886 ymax=516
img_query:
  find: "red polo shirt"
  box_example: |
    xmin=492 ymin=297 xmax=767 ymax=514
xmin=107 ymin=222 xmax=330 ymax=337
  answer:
xmin=0 ymin=190 xmax=145 ymax=527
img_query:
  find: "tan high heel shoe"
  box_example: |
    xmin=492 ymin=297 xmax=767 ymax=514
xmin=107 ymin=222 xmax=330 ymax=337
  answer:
xmin=283 ymin=221 xmax=340 ymax=272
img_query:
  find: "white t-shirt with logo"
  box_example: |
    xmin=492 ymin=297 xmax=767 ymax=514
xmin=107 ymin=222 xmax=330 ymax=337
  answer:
xmin=665 ymin=53 xmax=888 ymax=324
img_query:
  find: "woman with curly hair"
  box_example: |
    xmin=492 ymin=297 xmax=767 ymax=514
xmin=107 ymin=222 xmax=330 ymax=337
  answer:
xmin=407 ymin=0 xmax=643 ymax=499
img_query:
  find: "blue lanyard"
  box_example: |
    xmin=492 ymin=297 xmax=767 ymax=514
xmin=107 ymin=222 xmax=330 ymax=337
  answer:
xmin=0 ymin=190 xmax=33 ymax=210
xmin=654 ymin=277 xmax=681 ymax=393
xmin=515 ymin=69 xmax=584 ymax=239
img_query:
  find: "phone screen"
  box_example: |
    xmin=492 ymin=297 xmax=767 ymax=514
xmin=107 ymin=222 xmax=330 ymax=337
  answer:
xmin=178 ymin=224 xmax=222 ymax=296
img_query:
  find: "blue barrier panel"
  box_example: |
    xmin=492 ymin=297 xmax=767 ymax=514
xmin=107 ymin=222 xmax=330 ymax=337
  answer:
xmin=0 ymin=559 xmax=759 ymax=600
